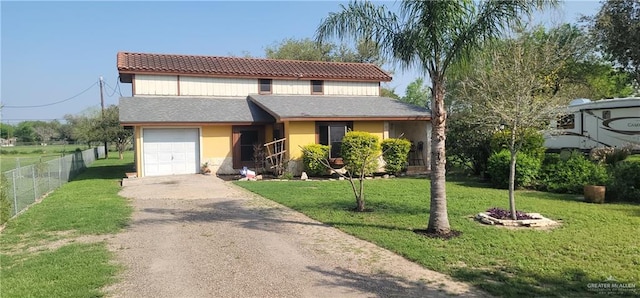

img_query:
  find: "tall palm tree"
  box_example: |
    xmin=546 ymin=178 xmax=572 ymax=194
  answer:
xmin=317 ymin=0 xmax=554 ymax=235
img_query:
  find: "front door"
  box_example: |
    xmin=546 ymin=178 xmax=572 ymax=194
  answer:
xmin=232 ymin=126 xmax=264 ymax=169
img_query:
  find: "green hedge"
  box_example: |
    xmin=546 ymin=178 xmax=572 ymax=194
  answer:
xmin=341 ymin=131 xmax=380 ymax=176
xmin=301 ymin=144 xmax=330 ymax=176
xmin=381 ymin=138 xmax=411 ymax=174
xmin=487 ymin=150 xmax=540 ymax=189
xmin=607 ymin=161 xmax=640 ymax=202
xmin=539 ymin=152 xmax=609 ymax=194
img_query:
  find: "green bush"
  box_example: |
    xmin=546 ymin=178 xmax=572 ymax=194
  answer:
xmin=606 ymin=161 xmax=640 ymax=202
xmin=0 ymin=173 xmax=12 ymax=224
xmin=487 ymin=150 xmax=541 ymax=189
xmin=539 ymin=152 xmax=609 ymax=194
xmin=446 ymin=113 xmax=493 ymax=176
xmin=341 ymin=131 xmax=380 ymax=176
xmin=301 ymin=144 xmax=330 ymax=176
xmin=381 ymin=138 xmax=411 ymax=174
xmin=491 ymin=128 xmax=546 ymax=161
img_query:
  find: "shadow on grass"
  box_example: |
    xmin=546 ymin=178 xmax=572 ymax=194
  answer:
xmin=323 ymin=221 xmax=412 ymax=232
xmin=517 ymin=190 xmax=584 ymax=203
xmin=306 ymin=266 xmax=483 ymax=297
xmin=71 ymin=160 xmax=134 ymax=181
xmin=451 ymin=267 xmax=634 ymax=297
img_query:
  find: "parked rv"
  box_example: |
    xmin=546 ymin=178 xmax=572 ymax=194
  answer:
xmin=544 ymin=97 xmax=640 ymax=152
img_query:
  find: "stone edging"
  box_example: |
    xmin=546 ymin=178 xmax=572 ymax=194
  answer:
xmin=475 ymin=212 xmax=560 ymax=228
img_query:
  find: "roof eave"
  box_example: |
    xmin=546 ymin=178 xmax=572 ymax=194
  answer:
xmin=117 ymin=69 xmax=390 ymax=82
xmin=278 ymin=116 xmax=431 ymax=121
xmin=119 ymin=121 xmax=274 ymax=126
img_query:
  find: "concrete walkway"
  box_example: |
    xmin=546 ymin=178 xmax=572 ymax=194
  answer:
xmin=105 ymin=174 xmax=488 ymax=297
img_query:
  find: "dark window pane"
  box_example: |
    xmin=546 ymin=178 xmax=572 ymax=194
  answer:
xmin=319 ymin=125 xmax=329 ymax=145
xmin=240 ymin=146 xmax=254 ymax=161
xmin=330 ymin=125 xmax=345 ymax=143
xmin=331 ymin=141 xmax=342 ymax=158
xmin=239 ymin=130 xmax=259 ymax=161
xmin=240 ymin=130 xmax=259 ymax=143
xmin=558 ymin=114 xmax=575 ymax=129
xmin=259 ymin=79 xmax=272 ymax=93
xmin=312 ymin=80 xmax=323 ymax=93
xmin=329 ymin=125 xmax=345 ymax=158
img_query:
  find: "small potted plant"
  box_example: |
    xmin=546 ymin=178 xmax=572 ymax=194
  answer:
xmin=200 ymin=162 xmax=212 ymax=175
xmin=584 ymin=164 xmax=609 ymax=203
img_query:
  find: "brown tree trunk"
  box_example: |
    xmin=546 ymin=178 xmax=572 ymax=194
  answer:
xmin=427 ymin=72 xmax=451 ymax=234
xmin=357 ymin=175 xmax=365 ymax=211
xmin=509 ymin=127 xmax=518 ymax=220
xmin=509 ymin=149 xmax=517 ymax=220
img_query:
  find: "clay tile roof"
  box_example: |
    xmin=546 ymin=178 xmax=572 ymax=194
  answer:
xmin=117 ymin=52 xmax=391 ymax=82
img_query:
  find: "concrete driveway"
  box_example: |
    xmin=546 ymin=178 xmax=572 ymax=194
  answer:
xmin=105 ymin=174 xmax=487 ymax=297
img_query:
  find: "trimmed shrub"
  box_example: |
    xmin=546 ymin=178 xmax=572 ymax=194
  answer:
xmin=606 ymin=161 xmax=640 ymax=202
xmin=301 ymin=144 xmax=330 ymax=176
xmin=381 ymin=138 xmax=411 ymax=174
xmin=341 ymin=131 xmax=380 ymax=176
xmin=0 ymin=173 xmax=12 ymax=224
xmin=539 ymin=152 xmax=609 ymax=194
xmin=491 ymin=128 xmax=546 ymax=161
xmin=487 ymin=150 xmax=541 ymax=189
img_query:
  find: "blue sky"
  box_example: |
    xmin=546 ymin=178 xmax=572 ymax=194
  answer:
xmin=1 ymin=1 xmax=601 ymax=124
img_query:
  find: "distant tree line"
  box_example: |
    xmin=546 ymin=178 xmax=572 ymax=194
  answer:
xmin=1 ymin=105 xmax=132 ymax=158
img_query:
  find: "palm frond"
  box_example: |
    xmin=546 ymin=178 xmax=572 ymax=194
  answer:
xmin=315 ymin=1 xmax=400 ymax=64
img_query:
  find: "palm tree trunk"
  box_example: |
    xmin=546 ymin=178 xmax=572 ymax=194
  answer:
xmin=427 ymin=73 xmax=450 ymax=234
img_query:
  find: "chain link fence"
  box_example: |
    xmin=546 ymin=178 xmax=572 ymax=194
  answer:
xmin=1 ymin=146 xmax=105 ymax=219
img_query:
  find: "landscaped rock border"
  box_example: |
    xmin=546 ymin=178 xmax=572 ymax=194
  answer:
xmin=475 ymin=212 xmax=561 ymax=229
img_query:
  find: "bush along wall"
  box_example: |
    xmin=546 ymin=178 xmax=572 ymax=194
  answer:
xmin=301 ymin=144 xmax=330 ymax=177
xmin=381 ymin=138 xmax=411 ymax=175
xmin=606 ymin=161 xmax=640 ymax=203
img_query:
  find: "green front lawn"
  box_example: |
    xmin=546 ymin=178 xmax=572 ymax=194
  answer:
xmin=0 ymin=153 xmax=133 ymax=298
xmin=236 ymin=178 xmax=640 ymax=297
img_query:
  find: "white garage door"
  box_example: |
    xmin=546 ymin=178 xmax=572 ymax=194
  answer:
xmin=143 ymin=128 xmax=200 ymax=176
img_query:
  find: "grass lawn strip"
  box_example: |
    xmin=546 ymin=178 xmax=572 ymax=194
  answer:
xmin=236 ymin=178 xmax=640 ymax=297
xmin=0 ymin=154 xmax=133 ymax=298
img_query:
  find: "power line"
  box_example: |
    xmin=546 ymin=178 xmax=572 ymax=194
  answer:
xmin=2 ymin=81 xmax=99 ymax=109
xmin=104 ymin=80 xmax=122 ymax=97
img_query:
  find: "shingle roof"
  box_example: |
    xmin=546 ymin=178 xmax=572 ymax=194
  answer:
xmin=119 ymin=97 xmax=275 ymax=124
xmin=117 ymin=52 xmax=391 ymax=82
xmin=249 ymin=94 xmax=431 ymax=121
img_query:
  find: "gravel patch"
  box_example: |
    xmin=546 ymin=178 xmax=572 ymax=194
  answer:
xmin=105 ymin=174 xmax=489 ymax=297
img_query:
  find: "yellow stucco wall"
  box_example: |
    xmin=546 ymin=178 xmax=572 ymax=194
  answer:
xmin=353 ymin=121 xmax=385 ymax=140
xmin=285 ymin=121 xmax=316 ymax=160
xmin=201 ymin=125 xmax=232 ymax=158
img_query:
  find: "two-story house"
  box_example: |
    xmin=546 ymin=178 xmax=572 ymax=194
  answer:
xmin=118 ymin=52 xmax=431 ymax=177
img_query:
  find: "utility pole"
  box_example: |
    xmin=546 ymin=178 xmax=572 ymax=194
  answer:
xmin=100 ymin=76 xmax=108 ymax=158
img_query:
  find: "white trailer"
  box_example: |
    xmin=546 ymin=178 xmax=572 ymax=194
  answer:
xmin=544 ymin=97 xmax=640 ymax=152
